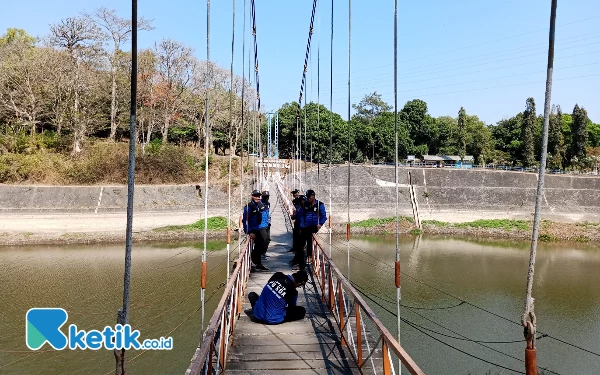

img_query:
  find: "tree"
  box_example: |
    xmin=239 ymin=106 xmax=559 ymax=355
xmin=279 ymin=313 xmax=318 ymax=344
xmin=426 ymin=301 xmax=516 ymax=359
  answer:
xmin=570 ymin=104 xmax=589 ymax=165
xmin=0 ymin=28 xmax=36 ymax=47
xmin=88 ymin=7 xmax=154 ymax=141
xmin=352 ymin=91 xmax=391 ymax=125
xmin=400 ymin=99 xmax=433 ymax=153
xmin=586 ymin=121 xmax=600 ymax=148
xmin=433 ymin=116 xmax=458 ymax=155
xmin=521 ymin=97 xmax=536 ymax=167
xmin=465 ymin=114 xmax=493 ymax=165
xmin=490 ymin=114 xmax=522 ymax=164
xmin=0 ymin=35 xmax=50 ymax=134
xmin=547 ymin=105 xmax=564 ymax=169
xmin=153 ymin=39 xmax=194 ymax=144
xmin=457 ymin=107 xmax=467 ymax=161
xmin=49 ymin=16 xmax=104 ymax=153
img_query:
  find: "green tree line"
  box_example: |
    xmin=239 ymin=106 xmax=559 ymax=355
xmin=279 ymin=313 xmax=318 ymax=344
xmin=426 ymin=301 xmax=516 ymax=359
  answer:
xmin=274 ymin=92 xmax=599 ymax=171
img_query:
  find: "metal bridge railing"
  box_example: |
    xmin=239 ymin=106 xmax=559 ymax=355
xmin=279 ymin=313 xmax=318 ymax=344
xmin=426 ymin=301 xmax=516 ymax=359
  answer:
xmin=310 ymin=235 xmax=425 ymax=375
xmin=277 ymin=180 xmax=424 ymax=374
xmin=186 ymin=237 xmax=253 ymax=375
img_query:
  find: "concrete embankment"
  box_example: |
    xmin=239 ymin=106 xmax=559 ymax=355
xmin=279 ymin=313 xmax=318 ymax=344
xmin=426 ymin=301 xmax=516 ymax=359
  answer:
xmin=0 ymin=183 xmax=239 ymax=245
xmin=297 ymin=165 xmax=600 ymax=224
xmin=1 ymin=167 xmax=599 ymax=245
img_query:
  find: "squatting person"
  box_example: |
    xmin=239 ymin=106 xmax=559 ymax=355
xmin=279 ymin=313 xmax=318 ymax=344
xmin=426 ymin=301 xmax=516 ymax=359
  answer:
xmin=248 ymin=270 xmax=308 ymax=324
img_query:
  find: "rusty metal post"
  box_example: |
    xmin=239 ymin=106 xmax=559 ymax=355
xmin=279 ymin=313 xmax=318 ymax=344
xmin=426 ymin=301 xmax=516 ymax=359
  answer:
xmin=321 ymin=253 xmax=326 ymax=301
xmin=356 ymin=302 xmax=362 ymax=366
xmin=207 ymin=341 xmax=214 ymax=374
xmin=383 ymin=340 xmax=391 ymax=375
xmin=328 ymin=267 xmax=334 ymax=310
xmin=338 ymin=279 xmax=346 ymax=346
xmin=219 ymin=309 xmax=227 ymax=369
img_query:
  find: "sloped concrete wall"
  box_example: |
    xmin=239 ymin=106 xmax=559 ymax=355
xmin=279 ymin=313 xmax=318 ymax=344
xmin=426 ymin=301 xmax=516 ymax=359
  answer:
xmin=2 ymin=166 xmax=599 ymax=223
xmin=295 ymin=165 xmax=600 ymax=223
xmin=0 ymin=184 xmax=233 ymax=213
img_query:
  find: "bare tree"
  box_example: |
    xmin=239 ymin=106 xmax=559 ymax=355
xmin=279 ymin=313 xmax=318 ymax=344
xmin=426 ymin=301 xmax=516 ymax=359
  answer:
xmin=136 ymin=49 xmax=159 ymax=153
xmin=0 ymin=41 xmax=49 ymax=134
xmin=154 ymin=39 xmax=195 ymax=143
xmin=88 ymin=7 xmax=153 ymax=141
xmin=49 ymin=15 xmax=104 ymax=153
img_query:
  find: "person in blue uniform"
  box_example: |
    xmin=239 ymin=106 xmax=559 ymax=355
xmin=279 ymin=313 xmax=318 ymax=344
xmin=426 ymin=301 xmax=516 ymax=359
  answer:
xmin=261 ymin=190 xmax=271 ymax=259
xmin=294 ymin=189 xmax=327 ymax=270
xmin=248 ymin=270 xmax=308 ymax=324
xmin=288 ymin=189 xmax=301 ymax=253
xmin=242 ymin=190 xmax=269 ymax=271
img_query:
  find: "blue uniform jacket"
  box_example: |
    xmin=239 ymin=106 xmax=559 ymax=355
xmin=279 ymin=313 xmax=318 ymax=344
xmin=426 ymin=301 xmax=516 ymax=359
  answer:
xmin=253 ymin=272 xmax=298 ymax=324
xmin=291 ymin=201 xmax=305 ymax=227
xmin=299 ymin=200 xmax=327 ymax=228
xmin=261 ymin=198 xmax=271 ymax=226
xmin=242 ymin=200 xmax=268 ymax=233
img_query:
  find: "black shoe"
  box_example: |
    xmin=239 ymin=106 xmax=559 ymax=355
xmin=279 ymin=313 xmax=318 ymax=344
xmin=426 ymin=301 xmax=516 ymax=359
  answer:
xmin=255 ymin=265 xmax=269 ymax=271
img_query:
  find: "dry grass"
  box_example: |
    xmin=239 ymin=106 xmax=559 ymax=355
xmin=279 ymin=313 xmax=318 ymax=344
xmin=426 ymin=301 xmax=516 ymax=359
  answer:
xmin=0 ymin=141 xmax=243 ymax=185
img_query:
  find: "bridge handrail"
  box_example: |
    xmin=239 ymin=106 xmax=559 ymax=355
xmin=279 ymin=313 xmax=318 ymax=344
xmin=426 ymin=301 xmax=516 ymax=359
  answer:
xmin=186 ymin=237 xmax=253 ymax=375
xmin=310 ymin=235 xmax=425 ymax=375
xmin=276 ymin=181 xmax=424 ymax=374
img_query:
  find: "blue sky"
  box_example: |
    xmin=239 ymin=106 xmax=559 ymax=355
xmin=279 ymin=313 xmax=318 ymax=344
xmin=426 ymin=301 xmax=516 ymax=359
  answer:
xmin=2 ymin=0 xmax=598 ymax=124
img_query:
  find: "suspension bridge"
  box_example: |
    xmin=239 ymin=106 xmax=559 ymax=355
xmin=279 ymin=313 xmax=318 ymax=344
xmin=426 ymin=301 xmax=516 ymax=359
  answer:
xmin=106 ymin=0 xmax=574 ymax=374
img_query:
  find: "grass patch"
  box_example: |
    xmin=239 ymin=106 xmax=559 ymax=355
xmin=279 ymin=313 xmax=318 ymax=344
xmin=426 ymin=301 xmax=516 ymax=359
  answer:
xmin=352 ymin=216 xmax=413 ymax=228
xmin=410 ymin=228 xmax=423 ymax=235
xmin=574 ymin=235 xmax=590 ymax=243
xmin=539 ymin=234 xmax=553 ymax=242
xmin=422 ymin=219 xmax=449 ymax=227
xmin=455 ymin=219 xmax=529 ymax=231
xmin=154 ymin=216 xmax=230 ymax=232
xmin=575 ymin=221 xmax=600 ymax=227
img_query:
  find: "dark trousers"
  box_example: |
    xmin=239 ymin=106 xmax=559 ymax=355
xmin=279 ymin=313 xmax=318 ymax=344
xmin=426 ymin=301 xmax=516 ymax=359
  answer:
xmin=250 ymin=227 xmax=268 ymax=266
xmin=292 ymin=223 xmax=301 ymax=251
xmin=293 ymin=226 xmax=317 ymax=270
xmin=263 ymin=224 xmax=271 ymax=255
xmin=248 ymin=292 xmax=306 ymax=324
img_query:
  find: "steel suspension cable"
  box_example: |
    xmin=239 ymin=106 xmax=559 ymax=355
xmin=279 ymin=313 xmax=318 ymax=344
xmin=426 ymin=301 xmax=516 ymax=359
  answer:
xmin=522 ymin=1 xmax=557 ymax=374
xmin=298 ymin=0 xmax=318 ymax=191
xmin=316 ymin=0 xmax=321 ymax=205
xmin=226 ymin=0 xmax=236 ymax=281
xmin=116 ymin=0 xmax=137 ymax=371
xmin=346 ymin=0 xmax=351 ymax=281
xmin=304 ymin=86 xmax=308 ymax=187
xmin=240 ymin=0 xmax=246 ymax=255
xmin=328 ymin=0 xmax=333 ymax=258
xmin=393 ymin=0 xmax=401 ymax=367
xmin=250 ymin=0 xmax=262 ymax=189
xmin=201 ymin=0 xmax=211 ymax=337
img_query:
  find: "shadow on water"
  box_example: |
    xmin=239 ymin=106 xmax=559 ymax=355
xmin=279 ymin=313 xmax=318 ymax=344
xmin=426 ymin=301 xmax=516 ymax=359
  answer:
xmin=0 ymin=240 xmax=233 ymax=375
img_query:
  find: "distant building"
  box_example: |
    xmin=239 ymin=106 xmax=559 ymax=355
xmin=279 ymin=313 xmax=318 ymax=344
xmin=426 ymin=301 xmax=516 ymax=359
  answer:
xmin=422 ymin=155 xmax=474 ymax=168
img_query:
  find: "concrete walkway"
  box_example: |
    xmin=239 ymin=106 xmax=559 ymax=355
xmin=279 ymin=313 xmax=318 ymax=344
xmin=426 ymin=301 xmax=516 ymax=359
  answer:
xmin=226 ymin=184 xmax=359 ymax=374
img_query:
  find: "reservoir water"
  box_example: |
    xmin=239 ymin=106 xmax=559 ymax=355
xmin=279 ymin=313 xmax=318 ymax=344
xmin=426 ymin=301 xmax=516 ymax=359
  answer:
xmin=1 ymin=235 xmax=599 ymax=374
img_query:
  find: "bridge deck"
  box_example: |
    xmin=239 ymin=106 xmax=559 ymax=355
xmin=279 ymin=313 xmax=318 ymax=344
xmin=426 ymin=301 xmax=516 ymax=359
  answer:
xmin=225 ymin=187 xmax=359 ymax=374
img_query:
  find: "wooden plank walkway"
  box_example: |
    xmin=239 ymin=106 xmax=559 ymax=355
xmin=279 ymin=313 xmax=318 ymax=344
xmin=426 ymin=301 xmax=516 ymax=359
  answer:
xmin=226 ymin=185 xmax=360 ymax=374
